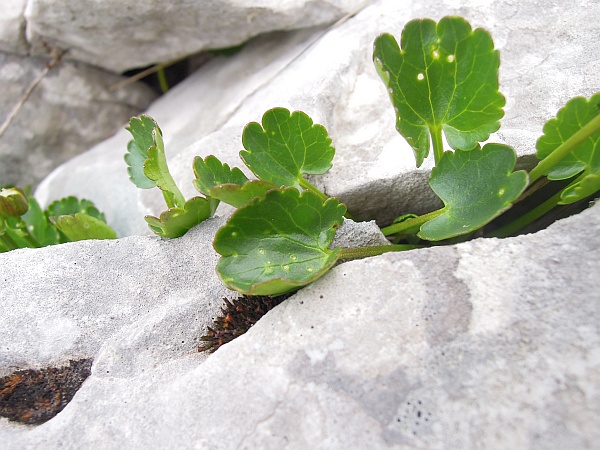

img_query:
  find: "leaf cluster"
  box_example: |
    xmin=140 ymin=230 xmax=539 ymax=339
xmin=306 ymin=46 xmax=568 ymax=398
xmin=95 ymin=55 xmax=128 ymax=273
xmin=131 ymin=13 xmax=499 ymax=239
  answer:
xmin=125 ymin=16 xmax=599 ymax=297
xmin=0 ymin=188 xmax=116 ymax=253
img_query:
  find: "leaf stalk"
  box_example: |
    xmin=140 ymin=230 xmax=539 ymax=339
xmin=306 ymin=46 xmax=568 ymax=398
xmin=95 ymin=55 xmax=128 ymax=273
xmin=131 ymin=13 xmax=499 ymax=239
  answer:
xmin=528 ymin=111 xmax=600 ymax=184
xmin=380 ymin=208 xmax=444 ymax=236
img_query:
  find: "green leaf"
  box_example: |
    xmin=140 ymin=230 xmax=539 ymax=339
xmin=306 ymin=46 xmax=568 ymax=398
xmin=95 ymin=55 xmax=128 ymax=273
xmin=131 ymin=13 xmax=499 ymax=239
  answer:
xmin=210 ymin=180 xmax=276 ymax=208
xmin=125 ymin=115 xmax=158 ymax=189
xmin=214 ymin=187 xmax=346 ymax=295
xmin=53 ymin=213 xmax=117 ymax=242
xmin=46 ymin=196 xmax=106 ymax=223
xmin=144 ymin=196 xmax=212 ymax=238
xmin=536 ymin=94 xmax=600 ymax=204
xmin=192 ymin=155 xmax=249 ymax=196
xmin=240 ymin=108 xmax=334 ymax=193
xmin=419 ymin=143 xmax=528 ymax=241
xmin=560 ymin=169 xmax=600 ymax=204
xmin=143 ymin=125 xmax=186 ymax=208
xmin=22 ymin=197 xmax=60 ymax=246
xmin=373 ymin=17 xmax=505 ymax=166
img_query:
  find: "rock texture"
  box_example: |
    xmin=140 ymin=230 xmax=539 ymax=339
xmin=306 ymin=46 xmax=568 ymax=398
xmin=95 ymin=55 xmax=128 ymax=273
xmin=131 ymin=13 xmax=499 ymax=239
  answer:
xmin=1 ymin=0 xmax=598 ymax=448
xmin=23 ymin=0 xmax=368 ymax=73
xmin=35 ymin=0 xmax=599 ymax=237
xmin=0 ymin=183 xmax=597 ymax=449
xmin=0 ymin=53 xmax=156 ymax=187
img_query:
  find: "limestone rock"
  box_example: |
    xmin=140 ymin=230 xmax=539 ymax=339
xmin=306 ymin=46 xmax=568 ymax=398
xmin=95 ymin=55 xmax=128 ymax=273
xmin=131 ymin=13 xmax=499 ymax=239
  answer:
xmin=0 ymin=178 xmax=597 ymax=449
xmin=0 ymin=0 xmax=27 ymax=54
xmin=35 ymin=0 xmax=599 ymax=238
xmin=0 ymin=52 xmax=156 ymax=187
xmin=23 ymin=0 xmax=368 ymax=73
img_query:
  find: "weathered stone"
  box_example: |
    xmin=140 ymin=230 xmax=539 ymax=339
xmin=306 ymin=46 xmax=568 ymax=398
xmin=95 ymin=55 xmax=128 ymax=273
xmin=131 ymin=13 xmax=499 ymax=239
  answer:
xmin=35 ymin=0 xmax=599 ymax=238
xmin=23 ymin=0 xmax=368 ymax=73
xmin=0 ymin=52 xmax=156 ymax=187
xmin=0 ymin=179 xmax=597 ymax=449
xmin=0 ymin=0 xmax=27 ymax=54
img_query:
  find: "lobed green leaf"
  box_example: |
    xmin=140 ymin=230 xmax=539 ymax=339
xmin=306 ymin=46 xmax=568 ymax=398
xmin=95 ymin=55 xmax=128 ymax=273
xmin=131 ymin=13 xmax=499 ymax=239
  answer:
xmin=144 ymin=196 xmax=213 ymax=238
xmin=46 ymin=196 xmax=106 ymax=223
xmin=125 ymin=115 xmax=158 ymax=189
xmin=214 ymin=187 xmax=346 ymax=295
xmin=560 ymin=169 xmax=600 ymax=205
xmin=192 ymin=155 xmax=249 ymax=196
xmin=144 ymin=126 xmax=186 ymax=208
xmin=419 ymin=143 xmax=528 ymax=240
xmin=373 ymin=17 xmax=505 ymax=166
xmin=210 ymin=180 xmax=276 ymax=208
xmin=240 ymin=108 xmax=335 ymax=191
xmin=536 ymin=93 xmax=600 ymax=203
xmin=53 ymin=213 xmax=117 ymax=242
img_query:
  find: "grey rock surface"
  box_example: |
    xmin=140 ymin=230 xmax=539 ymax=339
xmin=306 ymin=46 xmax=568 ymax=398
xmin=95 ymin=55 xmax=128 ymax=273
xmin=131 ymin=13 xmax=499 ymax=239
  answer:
xmin=1 ymin=182 xmax=597 ymax=449
xmin=0 ymin=216 xmax=383 ymax=374
xmin=0 ymin=0 xmax=27 ymax=54
xmin=35 ymin=0 xmax=599 ymax=237
xmin=23 ymin=0 xmax=367 ymax=73
xmin=0 ymin=52 xmax=156 ymax=187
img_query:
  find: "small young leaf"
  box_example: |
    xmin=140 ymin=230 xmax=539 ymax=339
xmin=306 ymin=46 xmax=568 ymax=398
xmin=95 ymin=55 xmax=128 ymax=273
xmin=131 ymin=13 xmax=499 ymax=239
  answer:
xmin=560 ymin=169 xmax=600 ymax=204
xmin=373 ymin=17 xmax=505 ymax=166
xmin=46 ymin=196 xmax=106 ymax=223
xmin=240 ymin=108 xmax=335 ymax=191
xmin=214 ymin=187 xmax=346 ymax=295
xmin=192 ymin=155 xmax=249 ymax=196
xmin=535 ymin=94 xmax=600 ymax=204
xmin=210 ymin=180 xmax=276 ymax=208
xmin=125 ymin=115 xmax=158 ymax=189
xmin=419 ymin=144 xmax=528 ymax=241
xmin=144 ymin=196 xmax=212 ymax=238
xmin=144 ymin=126 xmax=186 ymax=208
xmin=53 ymin=213 xmax=117 ymax=242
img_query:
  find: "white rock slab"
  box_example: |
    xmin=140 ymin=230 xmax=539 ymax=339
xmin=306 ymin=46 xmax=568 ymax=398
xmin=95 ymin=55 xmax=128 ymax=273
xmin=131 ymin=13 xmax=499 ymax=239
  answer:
xmin=0 ymin=52 xmax=156 ymax=187
xmin=23 ymin=0 xmax=368 ymax=73
xmin=1 ymin=180 xmax=597 ymax=448
xmin=35 ymin=0 xmax=599 ymax=238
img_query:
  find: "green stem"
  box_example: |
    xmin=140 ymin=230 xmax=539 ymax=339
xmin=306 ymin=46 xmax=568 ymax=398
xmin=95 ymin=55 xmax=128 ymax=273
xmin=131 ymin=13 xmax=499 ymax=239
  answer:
xmin=0 ymin=232 xmax=18 ymax=251
xmin=381 ymin=208 xmax=445 ymax=236
xmin=339 ymin=244 xmax=422 ymax=260
xmin=299 ymin=177 xmax=329 ymax=202
xmin=153 ymin=129 xmax=186 ymax=209
xmin=430 ymin=125 xmax=445 ymax=165
xmin=157 ymin=67 xmax=170 ymax=93
xmin=14 ymin=219 xmax=42 ymax=248
xmin=528 ymin=111 xmax=600 ymax=184
xmin=488 ymin=188 xmax=564 ymax=238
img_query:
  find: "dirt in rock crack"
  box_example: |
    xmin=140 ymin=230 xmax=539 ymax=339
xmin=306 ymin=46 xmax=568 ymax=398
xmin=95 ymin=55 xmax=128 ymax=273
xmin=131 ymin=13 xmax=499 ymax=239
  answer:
xmin=199 ymin=294 xmax=294 ymax=353
xmin=0 ymin=358 xmax=93 ymax=425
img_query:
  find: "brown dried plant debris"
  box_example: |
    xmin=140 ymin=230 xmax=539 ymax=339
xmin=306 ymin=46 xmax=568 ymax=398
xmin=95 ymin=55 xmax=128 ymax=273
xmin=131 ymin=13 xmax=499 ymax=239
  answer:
xmin=0 ymin=358 xmax=92 ymax=425
xmin=199 ymin=294 xmax=294 ymax=353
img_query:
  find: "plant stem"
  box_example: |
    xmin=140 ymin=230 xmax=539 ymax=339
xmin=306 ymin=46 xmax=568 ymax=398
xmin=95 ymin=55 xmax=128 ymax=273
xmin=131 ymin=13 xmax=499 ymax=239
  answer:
xmin=528 ymin=111 xmax=600 ymax=184
xmin=0 ymin=233 xmax=18 ymax=251
xmin=339 ymin=244 xmax=422 ymax=260
xmin=380 ymin=208 xmax=444 ymax=236
xmin=487 ymin=188 xmax=564 ymax=238
xmin=157 ymin=67 xmax=170 ymax=93
xmin=14 ymin=219 xmax=42 ymax=248
xmin=430 ymin=125 xmax=445 ymax=165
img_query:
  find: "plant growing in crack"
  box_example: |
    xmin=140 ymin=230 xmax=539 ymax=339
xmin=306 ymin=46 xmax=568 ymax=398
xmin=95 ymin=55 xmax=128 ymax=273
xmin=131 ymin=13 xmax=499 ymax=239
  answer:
xmin=126 ymin=16 xmax=600 ymax=297
xmin=0 ymin=187 xmax=116 ymax=253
